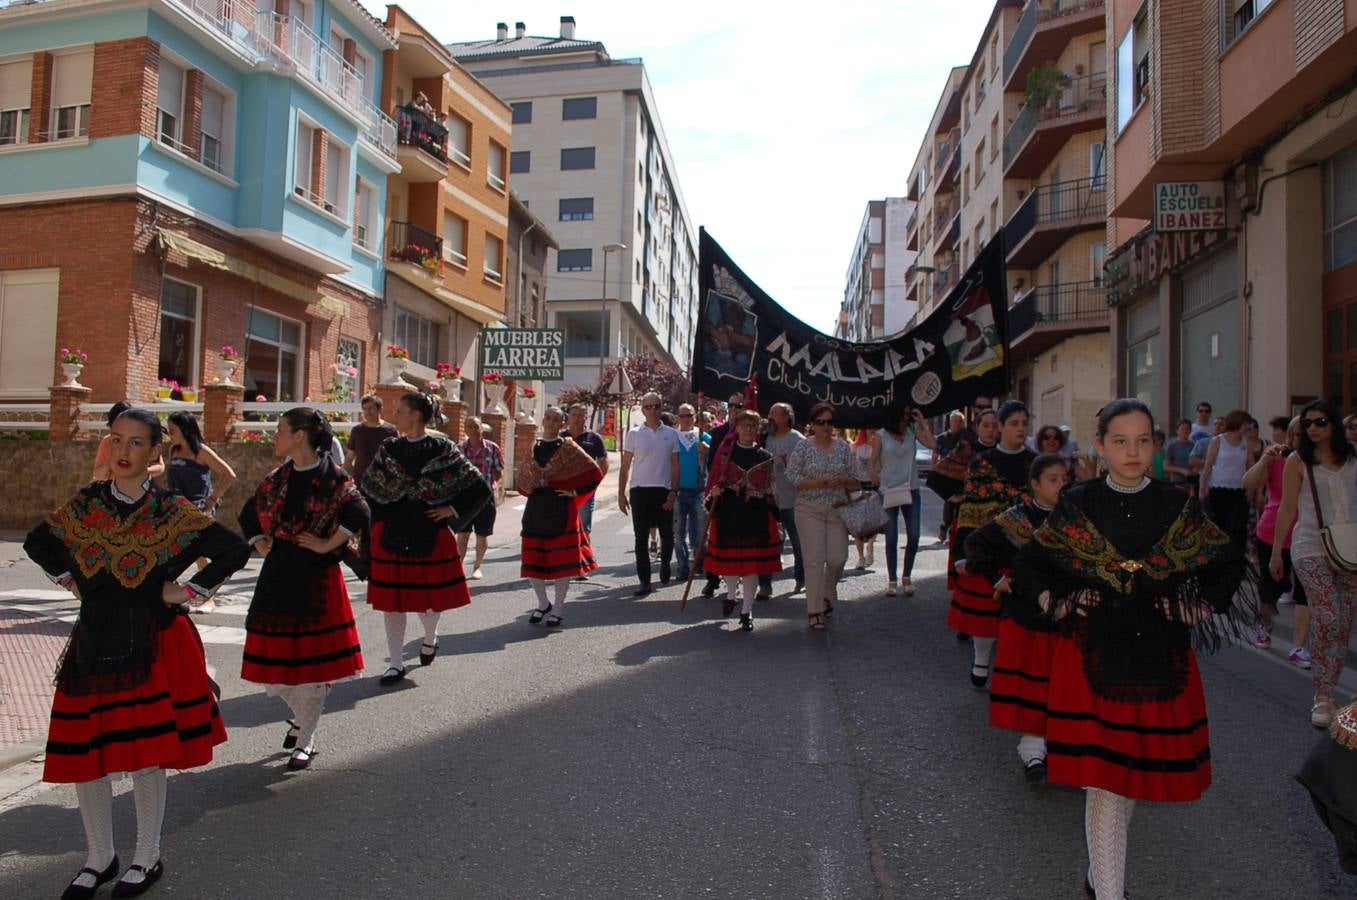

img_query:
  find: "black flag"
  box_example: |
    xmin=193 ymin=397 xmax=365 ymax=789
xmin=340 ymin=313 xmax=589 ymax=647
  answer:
xmin=692 ymin=230 xmax=1010 ymax=428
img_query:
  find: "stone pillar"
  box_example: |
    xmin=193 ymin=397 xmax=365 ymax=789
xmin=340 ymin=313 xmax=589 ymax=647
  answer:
xmin=372 ymin=382 xmax=410 ymax=426
xmin=512 ymin=419 xmax=537 ymax=493
xmin=48 ymin=384 xmax=91 ymax=443
xmin=439 ymin=399 xmax=465 ymax=442
xmin=202 ymin=382 xmax=244 ymax=443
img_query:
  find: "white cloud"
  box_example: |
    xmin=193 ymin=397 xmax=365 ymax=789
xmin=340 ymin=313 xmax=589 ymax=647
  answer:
xmin=373 ymin=0 xmax=996 ymax=332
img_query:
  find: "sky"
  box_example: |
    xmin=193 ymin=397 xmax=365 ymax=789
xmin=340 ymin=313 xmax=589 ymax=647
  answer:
xmin=375 ymin=0 xmax=997 ymax=334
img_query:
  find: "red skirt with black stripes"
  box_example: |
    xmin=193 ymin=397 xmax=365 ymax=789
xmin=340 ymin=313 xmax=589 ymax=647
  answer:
xmin=44 ymin=615 xmax=227 ymax=783
xmin=989 ymin=617 xmax=1057 ymax=735
xmin=1044 ymin=633 xmax=1213 ymax=802
xmin=521 ymin=492 xmax=598 ymax=581
xmin=366 ymin=522 xmax=471 ymax=613
xmin=946 ymin=523 xmax=1002 ymax=638
xmin=241 ymin=563 xmax=364 ymax=685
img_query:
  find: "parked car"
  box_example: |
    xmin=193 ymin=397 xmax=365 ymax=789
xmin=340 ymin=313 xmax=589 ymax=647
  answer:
xmin=915 ymin=442 xmax=932 ymax=476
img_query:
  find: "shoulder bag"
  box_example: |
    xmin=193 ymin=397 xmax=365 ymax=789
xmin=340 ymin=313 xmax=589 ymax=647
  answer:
xmin=835 ymin=487 xmax=889 ymax=539
xmin=1308 ymin=462 xmax=1357 ymax=572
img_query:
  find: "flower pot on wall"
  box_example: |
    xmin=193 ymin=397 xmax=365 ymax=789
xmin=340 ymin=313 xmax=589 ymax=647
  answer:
xmin=483 ymin=383 xmax=508 ymax=415
xmin=382 ymin=357 xmax=410 ymax=386
xmin=219 ymin=359 xmax=241 ymax=385
xmin=59 ymin=363 xmax=84 ymax=388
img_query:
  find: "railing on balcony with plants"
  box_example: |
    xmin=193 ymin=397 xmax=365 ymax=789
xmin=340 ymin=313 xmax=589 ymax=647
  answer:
xmin=361 ymin=98 xmax=398 ymax=161
xmin=395 ymin=103 xmax=448 ymax=161
xmin=1011 ymin=281 xmax=1108 ymax=337
xmin=933 ymin=194 xmax=959 ymax=232
xmin=1006 ymin=175 xmax=1106 ymax=248
xmin=1004 ymin=70 xmax=1108 ymax=167
xmin=388 ymin=221 xmax=443 ymax=275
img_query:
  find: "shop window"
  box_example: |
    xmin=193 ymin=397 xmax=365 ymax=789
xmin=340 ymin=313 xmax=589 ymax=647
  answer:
xmin=158 ymin=278 xmax=199 ymax=389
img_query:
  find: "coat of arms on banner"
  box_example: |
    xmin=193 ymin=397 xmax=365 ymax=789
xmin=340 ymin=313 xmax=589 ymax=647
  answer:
xmin=943 ymin=286 xmax=1004 ymax=381
xmin=700 ymin=266 xmax=760 ymax=381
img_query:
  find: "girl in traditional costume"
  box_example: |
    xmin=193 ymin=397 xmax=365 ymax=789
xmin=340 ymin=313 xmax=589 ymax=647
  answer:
xmin=24 ymin=408 xmax=249 ymax=899
xmin=360 ymin=392 xmax=491 ymax=685
xmin=517 ymin=406 xmax=603 ymax=627
xmin=962 ymin=453 xmax=1069 ymax=783
xmin=1014 ymin=399 xmax=1249 ymax=899
xmin=950 ymin=401 xmax=1034 ymax=687
xmin=238 ymin=408 xmax=369 ymax=770
xmin=703 ymin=409 xmax=782 ymax=632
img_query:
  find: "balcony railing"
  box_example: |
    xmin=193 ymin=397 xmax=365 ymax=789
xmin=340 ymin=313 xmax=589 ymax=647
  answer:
xmin=933 ymin=262 xmax=960 ymax=295
xmin=1003 ymin=72 xmax=1107 ymax=168
xmin=1005 ymin=0 xmax=1106 ymax=80
xmin=934 ymin=127 xmax=961 ymax=178
xmin=1006 ymin=176 xmax=1106 ymax=249
xmin=395 ymin=103 xmax=448 ymax=161
xmin=906 ymin=205 xmax=918 ymax=234
xmin=388 ymin=221 xmax=442 ymax=272
xmin=934 ymin=195 xmax=959 ymax=232
xmin=362 ymin=98 xmax=398 ymax=161
xmin=1010 ymin=281 xmax=1108 ymax=336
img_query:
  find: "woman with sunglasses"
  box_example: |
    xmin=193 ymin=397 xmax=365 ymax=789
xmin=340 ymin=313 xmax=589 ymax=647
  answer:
xmin=785 ymin=402 xmax=859 ymax=630
xmin=1270 ymin=399 xmax=1357 ymax=728
xmin=950 ymin=401 xmax=1035 ymax=688
xmin=869 ymin=403 xmax=936 ymax=597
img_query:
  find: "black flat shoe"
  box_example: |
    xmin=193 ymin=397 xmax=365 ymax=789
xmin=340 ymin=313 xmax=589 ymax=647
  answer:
xmin=529 ymin=607 xmax=549 ymax=625
xmin=379 ymin=666 xmax=406 ymax=686
xmin=62 ymin=855 xmax=119 ymax=900
xmin=544 ymin=614 xmax=562 ymax=628
xmin=970 ymin=664 xmax=990 ymax=689
xmin=1084 ymin=875 xmax=1129 ymax=898
xmin=633 ymin=586 xmax=652 ymax=597
xmin=111 ymin=860 xmax=163 ymax=898
xmin=419 ymin=641 xmax=438 ymax=666
xmin=739 ymin=613 xmax=753 ymax=632
xmin=659 ymin=564 xmax=671 ymax=584
xmin=699 ymin=583 xmax=716 ymax=598
xmin=722 ymin=598 xmax=736 ymax=617
xmin=1023 ymin=758 xmax=1047 ymax=785
xmin=282 ymin=719 xmax=299 ymax=750
xmin=287 ymin=746 xmax=317 ymax=770
xmin=956 ymin=632 xmax=971 ymax=642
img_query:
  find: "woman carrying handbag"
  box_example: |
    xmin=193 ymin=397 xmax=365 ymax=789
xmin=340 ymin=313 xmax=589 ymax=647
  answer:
xmin=869 ymin=403 xmax=937 ymax=597
xmin=1269 ymin=399 xmax=1357 ymax=728
xmin=786 ymin=402 xmax=860 ymax=631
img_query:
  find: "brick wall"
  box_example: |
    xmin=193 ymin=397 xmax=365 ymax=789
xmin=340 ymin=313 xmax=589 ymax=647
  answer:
xmin=90 ymin=38 xmax=158 ymax=141
xmin=183 ymin=68 xmax=204 ymax=161
xmin=28 ymin=52 xmax=51 ymax=143
xmin=1155 ymin=0 xmax=1206 ymax=157
xmin=1295 ymin=0 xmax=1346 ymax=69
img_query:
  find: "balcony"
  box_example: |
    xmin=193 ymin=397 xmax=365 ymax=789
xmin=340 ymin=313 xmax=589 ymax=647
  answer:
xmin=1003 ymin=72 xmax=1106 ymax=177
xmin=395 ymin=104 xmax=448 ymax=181
xmin=360 ymin=99 xmax=398 ymax=163
xmin=388 ymin=221 xmax=442 ymax=275
xmin=1004 ymin=0 xmax=1106 ymax=90
xmin=933 ymin=262 xmax=960 ymax=297
xmin=934 ymin=127 xmax=961 ymax=186
xmin=1005 ymin=176 xmax=1106 ymax=267
xmin=1008 ymin=281 xmax=1109 ymax=358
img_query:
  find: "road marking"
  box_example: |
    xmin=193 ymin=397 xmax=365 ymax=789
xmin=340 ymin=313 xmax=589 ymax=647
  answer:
xmin=0 ymin=597 xmax=248 ymax=645
xmin=0 ymin=589 xmax=73 ymax=602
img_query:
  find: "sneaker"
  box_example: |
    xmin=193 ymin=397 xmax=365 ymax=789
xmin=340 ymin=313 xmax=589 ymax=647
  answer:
xmin=1288 ymin=647 xmax=1313 ymax=669
xmin=1312 ymin=699 xmax=1337 ymax=728
xmin=885 ymin=581 xmax=897 ymax=596
xmin=1252 ymin=625 xmax=1272 ymax=648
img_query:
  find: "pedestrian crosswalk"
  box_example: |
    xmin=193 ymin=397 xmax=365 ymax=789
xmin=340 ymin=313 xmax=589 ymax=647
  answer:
xmin=0 ymin=589 xmax=252 ymax=646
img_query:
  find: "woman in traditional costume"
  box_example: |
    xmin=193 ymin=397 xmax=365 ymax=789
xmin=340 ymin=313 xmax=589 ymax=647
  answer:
xmin=962 ymin=453 xmax=1069 ymax=783
xmin=950 ymin=401 xmax=1034 ymax=687
xmin=703 ymin=409 xmax=782 ymax=632
xmin=517 ymin=405 xmax=603 ymax=627
xmin=1297 ymin=698 xmax=1357 ymax=874
xmin=24 ymin=408 xmax=249 ymax=899
xmin=238 ymin=408 xmax=368 ymax=770
xmin=360 ymin=392 xmax=490 ymax=686
xmin=1014 ymin=399 xmax=1249 ymax=899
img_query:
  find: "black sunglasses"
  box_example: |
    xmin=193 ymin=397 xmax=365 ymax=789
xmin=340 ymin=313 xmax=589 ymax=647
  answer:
xmin=813 ymin=418 xmax=834 ymax=426
xmin=642 ymin=403 xmax=660 ymax=410
xmin=1304 ymin=416 xmax=1332 ymax=429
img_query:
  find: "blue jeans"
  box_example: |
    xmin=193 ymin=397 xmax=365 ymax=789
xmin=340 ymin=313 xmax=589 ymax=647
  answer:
xmin=759 ymin=507 xmax=805 ymax=588
xmin=579 ymin=494 xmax=596 ymax=533
xmin=673 ymin=487 xmax=704 ymax=577
xmin=884 ymin=490 xmax=922 ymax=583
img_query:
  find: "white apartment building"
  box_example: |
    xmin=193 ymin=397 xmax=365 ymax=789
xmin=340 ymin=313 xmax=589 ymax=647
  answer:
xmin=449 ymin=18 xmax=698 ymax=396
xmin=837 ymin=198 xmax=917 ymax=341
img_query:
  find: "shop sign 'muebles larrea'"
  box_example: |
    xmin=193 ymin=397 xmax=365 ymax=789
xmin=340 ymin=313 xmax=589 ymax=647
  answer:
xmin=480 ymin=328 xmax=566 ymax=380
xmin=1153 ymin=181 xmax=1226 ymax=232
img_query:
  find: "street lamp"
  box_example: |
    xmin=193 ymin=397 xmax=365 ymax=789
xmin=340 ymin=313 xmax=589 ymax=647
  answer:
xmin=598 ymin=242 xmax=627 ymax=384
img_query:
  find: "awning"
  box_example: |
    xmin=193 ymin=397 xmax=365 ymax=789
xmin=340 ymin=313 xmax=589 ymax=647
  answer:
xmin=156 ymin=230 xmax=324 ymax=306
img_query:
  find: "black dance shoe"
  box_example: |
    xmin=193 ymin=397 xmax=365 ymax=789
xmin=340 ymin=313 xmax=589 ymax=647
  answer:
xmin=633 ymin=585 xmax=652 ymax=597
xmin=419 ymin=641 xmax=438 ymax=666
xmin=110 ymin=860 xmax=163 ymax=898
xmin=956 ymin=631 xmax=971 ymax=642
xmin=1023 ymin=758 xmax=1047 ymax=785
xmin=282 ymin=719 xmax=299 ymax=750
xmin=659 ymin=562 xmax=671 ymax=584
xmin=529 ymin=607 xmax=549 ymax=625
xmin=379 ymin=666 xmax=406 ymax=686
xmin=739 ymin=613 xmax=753 ymax=632
xmin=969 ymin=664 xmax=990 ymax=689
xmin=287 ymin=747 xmax=317 ymax=771
xmin=1083 ymin=875 xmax=1129 ymax=898
xmin=62 ymin=856 xmax=119 ymax=900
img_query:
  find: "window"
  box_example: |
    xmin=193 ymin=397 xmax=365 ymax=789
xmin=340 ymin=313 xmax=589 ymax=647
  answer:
xmin=557 ymin=248 xmax=593 ymax=272
xmin=392 ymin=306 xmax=439 ymax=368
xmin=158 ymin=278 xmax=199 ymax=390
xmin=559 ymin=310 xmax=608 ymax=357
xmin=510 ymin=150 xmax=530 ymax=174
xmin=562 ymin=96 xmax=597 ymax=120
xmin=1091 ymin=241 xmax=1107 ymax=287
xmin=511 ymin=102 xmax=532 ymax=124
xmin=1224 ymin=0 xmax=1275 ymax=45
xmin=200 ymin=84 xmax=228 ymax=173
xmin=0 ymin=268 xmax=59 ymax=398
xmin=294 ymin=119 xmax=315 ymax=201
xmin=323 ymin=138 xmax=348 ymax=216
xmin=559 ymin=197 xmax=594 ymax=221
xmin=487 ymin=140 xmax=506 ymax=190
xmin=0 ymin=59 xmax=32 ymax=146
xmin=989 ymin=116 xmax=998 ymax=159
xmin=334 ymin=337 xmax=361 ymax=402
xmin=1324 ymin=144 xmax=1357 ymax=273
xmin=443 ymin=212 xmax=467 ymax=266
xmin=447 ymin=113 xmax=470 ymax=166
xmin=51 ymin=50 xmax=92 ymax=140
xmin=484 ymin=233 xmax=504 ymax=282
xmin=353 ymin=178 xmax=375 ymax=250
xmin=156 ymin=58 xmax=186 ymax=151
xmin=974 ymin=140 xmax=985 ymax=183
xmin=561 ymin=146 xmax=595 ymax=170
xmin=1117 ymin=6 xmax=1150 ymax=133
xmin=1090 ymin=141 xmax=1106 ymax=182
xmin=244 ymin=307 xmax=303 ymax=402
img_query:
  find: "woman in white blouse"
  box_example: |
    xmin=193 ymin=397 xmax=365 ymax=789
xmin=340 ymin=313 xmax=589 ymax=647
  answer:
xmin=786 ymin=402 xmax=860 ymax=630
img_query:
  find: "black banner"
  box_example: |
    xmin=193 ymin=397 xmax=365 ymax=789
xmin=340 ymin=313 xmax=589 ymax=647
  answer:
xmin=692 ymin=229 xmax=1010 ymax=427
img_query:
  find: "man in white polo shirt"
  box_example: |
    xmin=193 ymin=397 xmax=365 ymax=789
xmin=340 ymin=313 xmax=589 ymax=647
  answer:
xmin=618 ymin=392 xmax=680 ymax=596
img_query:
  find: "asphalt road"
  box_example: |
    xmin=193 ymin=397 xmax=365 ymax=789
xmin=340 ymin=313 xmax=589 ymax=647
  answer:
xmin=0 ymin=492 xmax=1354 ymax=899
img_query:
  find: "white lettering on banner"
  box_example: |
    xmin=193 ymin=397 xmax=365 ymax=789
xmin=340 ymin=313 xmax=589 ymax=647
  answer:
xmin=765 ymin=333 xmax=938 ymax=386
xmin=765 ymin=357 xmax=897 ymax=407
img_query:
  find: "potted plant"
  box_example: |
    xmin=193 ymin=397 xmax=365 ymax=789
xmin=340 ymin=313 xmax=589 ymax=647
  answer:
xmin=383 ymin=344 xmax=412 ymax=385
xmin=1025 ymin=62 xmax=1067 ymax=112
xmin=219 ymin=345 xmax=243 ymax=384
xmin=435 ymin=363 xmax=462 ymax=402
xmin=181 ymin=385 xmax=198 ymax=403
xmin=482 ymin=372 xmax=508 ymax=414
xmin=516 ymin=386 xmax=538 ymax=424
xmin=58 ymin=347 xmax=87 ymax=387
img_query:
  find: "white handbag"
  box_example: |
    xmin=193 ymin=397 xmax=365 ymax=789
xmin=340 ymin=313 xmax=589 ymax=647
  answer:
xmin=1309 ymin=463 xmax=1357 ymax=572
xmin=880 ymin=485 xmax=914 ymax=509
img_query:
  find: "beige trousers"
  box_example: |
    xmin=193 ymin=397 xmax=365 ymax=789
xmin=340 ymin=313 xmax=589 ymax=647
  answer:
xmin=794 ymin=497 xmax=848 ymax=616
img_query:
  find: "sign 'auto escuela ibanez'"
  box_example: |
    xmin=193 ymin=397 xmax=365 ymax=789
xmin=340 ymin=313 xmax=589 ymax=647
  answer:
xmin=1153 ymin=181 xmax=1226 ymax=232
xmin=480 ymin=328 xmax=565 ymax=380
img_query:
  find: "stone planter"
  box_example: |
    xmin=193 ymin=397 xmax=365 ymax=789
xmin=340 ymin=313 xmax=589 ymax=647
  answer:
xmin=218 ymin=358 xmax=241 ymax=385
xmin=382 ymin=357 xmax=410 ymax=386
xmin=483 ymin=382 xmax=508 ymax=415
xmin=445 ymin=379 xmax=462 ymax=403
xmin=59 ymin=363 xmax=84 ymax=387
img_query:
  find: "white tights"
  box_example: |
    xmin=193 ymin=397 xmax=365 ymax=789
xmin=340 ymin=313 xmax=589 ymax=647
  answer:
xmin=724 ymin=575 xmax=758 ymax=614
xmin=1016 ymin=733 xmax=1046 ymax=765
xmin=267 ymin=682 xmax=330 ymax=750
xmin=384 ymin=611 xmax=440 ymax=668
xmin=528 ymin=577 xmax=571 ymax=613
xmin=1085 ymin=787 xmax=1135 ymax=899
xmin=71 ymin=767 xmax=167 ymax=887
xmin=972 ymin=636 xmax=996 ymax=669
